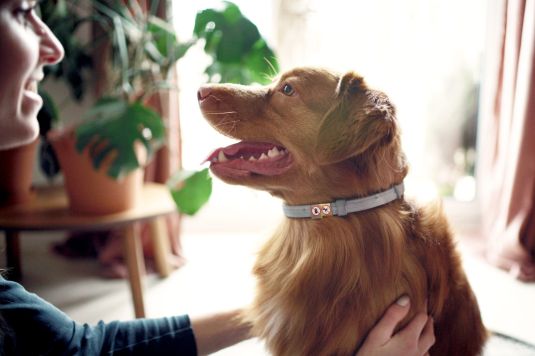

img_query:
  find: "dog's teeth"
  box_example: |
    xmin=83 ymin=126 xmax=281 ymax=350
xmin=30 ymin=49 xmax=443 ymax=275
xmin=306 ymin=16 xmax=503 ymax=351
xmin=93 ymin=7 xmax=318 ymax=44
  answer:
xmin=248 ymin=156 xmax=256 ymax=161
xmin=259 ymin=153 xmax=268 ymax=161
xmin=267 ymin=147 xmax=280 ymax=158
xmin=218 ymin=151 xmax=228 ymax=162
xmin=240 ymin=156 xmax=244 ymax=160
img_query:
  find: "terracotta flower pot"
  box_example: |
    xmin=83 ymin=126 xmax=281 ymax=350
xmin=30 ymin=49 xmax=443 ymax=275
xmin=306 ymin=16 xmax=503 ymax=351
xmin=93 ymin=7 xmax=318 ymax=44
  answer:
xmin=48 ymin=129 xmax=144 ymax=215
xmin=0 ymin=139 xmax=39 ymax=207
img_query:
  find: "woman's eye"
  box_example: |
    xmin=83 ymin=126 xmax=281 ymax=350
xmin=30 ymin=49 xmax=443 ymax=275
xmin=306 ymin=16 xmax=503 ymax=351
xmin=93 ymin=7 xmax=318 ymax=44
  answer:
xmin=14 ymin=4 xmax=36 ymax=26
xmin=281 ymin=83 xmax=295 ymax=96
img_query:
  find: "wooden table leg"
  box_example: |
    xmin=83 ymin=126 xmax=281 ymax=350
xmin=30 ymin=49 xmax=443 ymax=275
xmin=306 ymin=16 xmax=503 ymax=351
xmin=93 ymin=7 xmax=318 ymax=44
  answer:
xmin=122 ymin=223 xmax=146 ymax=318
xmin=5 ymin=230 xmax=22 ymax=281
xmin=149 ymin=217 xmax=172 ymax=278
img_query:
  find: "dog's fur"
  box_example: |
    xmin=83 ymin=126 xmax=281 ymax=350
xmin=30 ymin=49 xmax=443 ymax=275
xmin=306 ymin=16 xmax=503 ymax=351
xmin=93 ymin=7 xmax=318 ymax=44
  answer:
xmin=198 ymin=67 xmax=487 ymax=355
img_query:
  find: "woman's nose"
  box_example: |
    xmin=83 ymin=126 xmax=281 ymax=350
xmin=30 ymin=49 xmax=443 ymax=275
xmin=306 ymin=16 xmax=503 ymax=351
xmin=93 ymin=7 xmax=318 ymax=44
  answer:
xmin=35 ymin=16 xmax=64 ymax=65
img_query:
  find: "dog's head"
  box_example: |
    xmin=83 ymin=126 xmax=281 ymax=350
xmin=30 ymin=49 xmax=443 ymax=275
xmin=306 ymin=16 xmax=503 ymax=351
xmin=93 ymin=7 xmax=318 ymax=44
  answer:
xmin=198 ymin=67 xmax=407 ymax=204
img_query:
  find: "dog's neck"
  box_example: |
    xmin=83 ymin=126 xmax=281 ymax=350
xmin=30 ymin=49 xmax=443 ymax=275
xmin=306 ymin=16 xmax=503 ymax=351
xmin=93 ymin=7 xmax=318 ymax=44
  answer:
xmin=282 ymin=183 xmax=404 ymax=219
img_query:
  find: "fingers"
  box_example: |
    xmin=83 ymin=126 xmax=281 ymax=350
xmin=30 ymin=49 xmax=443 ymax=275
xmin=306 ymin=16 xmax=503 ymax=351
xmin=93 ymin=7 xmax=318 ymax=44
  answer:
xmin=356 ymin=296 xmax=436 ymax=356
xmin=419 ymin=316 xmax=435 ymax=353
xmin=366 ymin=295 xmax=411 ymax=345
xmin=394 ymin=313 xmax=435 ymax=355
xmin=396 ymin=312 xmax=428 ymax=341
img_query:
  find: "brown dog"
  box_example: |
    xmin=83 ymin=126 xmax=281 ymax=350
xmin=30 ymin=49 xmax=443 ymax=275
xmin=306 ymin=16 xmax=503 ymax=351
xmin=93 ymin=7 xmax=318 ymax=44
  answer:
xmin=198 ymin=67 xmax=487 ymax=355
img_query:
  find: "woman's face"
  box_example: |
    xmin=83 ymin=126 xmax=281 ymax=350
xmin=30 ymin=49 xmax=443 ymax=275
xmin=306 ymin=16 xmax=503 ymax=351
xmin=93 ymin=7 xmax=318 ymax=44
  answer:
xmin=0 ymin=0 xmax=64 ymax=150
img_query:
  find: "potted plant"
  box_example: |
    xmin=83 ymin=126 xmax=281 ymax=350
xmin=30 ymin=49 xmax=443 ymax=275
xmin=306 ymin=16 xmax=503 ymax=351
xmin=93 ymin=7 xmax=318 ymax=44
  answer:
xmin=46 ymin=0 xmax=191 ymax=214
xmin=41 ymin=0 xmax=278 ymax=215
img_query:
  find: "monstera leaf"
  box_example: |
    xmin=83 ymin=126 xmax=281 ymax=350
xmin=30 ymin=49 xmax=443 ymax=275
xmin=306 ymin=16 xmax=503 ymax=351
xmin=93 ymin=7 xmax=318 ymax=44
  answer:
xmin=75 ymin=98 xmax=165 ymax=179
xmin=194 ymin=1 xmax=279 ymax=84
xmin=168 ymin=168 xmax=213 ymax=215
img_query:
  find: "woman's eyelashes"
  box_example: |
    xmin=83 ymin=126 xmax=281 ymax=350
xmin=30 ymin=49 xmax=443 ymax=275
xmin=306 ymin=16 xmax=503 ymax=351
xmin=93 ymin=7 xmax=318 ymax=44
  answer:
xmin=14 ymin=1 xmax=38 ymax=27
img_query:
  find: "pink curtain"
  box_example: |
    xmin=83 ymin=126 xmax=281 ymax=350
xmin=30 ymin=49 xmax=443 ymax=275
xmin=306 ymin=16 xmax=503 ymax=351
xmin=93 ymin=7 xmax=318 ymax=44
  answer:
xmin=478 ymin=0 xmax=535 ymax=281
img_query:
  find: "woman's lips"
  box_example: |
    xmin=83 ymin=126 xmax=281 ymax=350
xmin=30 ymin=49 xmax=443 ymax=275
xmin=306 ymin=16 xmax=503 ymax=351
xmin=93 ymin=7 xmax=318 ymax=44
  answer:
xmin=23 ymin=80 xmax=42 ymax=105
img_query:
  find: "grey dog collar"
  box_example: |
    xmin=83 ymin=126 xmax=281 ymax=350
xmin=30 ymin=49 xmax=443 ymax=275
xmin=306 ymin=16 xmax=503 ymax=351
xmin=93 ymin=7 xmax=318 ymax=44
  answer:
xmin=283 ymin=183 xmax=404 ymax=219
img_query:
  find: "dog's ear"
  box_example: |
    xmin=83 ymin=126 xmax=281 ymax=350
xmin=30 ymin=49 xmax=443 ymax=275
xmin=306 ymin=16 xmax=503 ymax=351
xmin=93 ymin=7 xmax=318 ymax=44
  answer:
xmin=315 ymin=72 xmax=395 ymax=165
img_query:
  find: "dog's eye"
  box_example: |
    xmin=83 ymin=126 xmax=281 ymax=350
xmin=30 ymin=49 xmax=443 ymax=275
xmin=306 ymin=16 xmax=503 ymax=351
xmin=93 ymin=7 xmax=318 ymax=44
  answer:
xmin=281 ymin=83 xmax=295 ymax=96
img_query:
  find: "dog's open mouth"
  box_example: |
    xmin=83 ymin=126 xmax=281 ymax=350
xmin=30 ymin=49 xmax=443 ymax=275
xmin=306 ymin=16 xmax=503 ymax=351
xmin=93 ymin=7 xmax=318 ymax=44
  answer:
xmin=205 ymin=141 xmax=293 ymax=178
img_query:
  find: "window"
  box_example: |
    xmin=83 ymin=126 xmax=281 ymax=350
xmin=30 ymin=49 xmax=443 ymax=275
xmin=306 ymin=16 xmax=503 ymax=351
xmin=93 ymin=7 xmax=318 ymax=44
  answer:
xmin=172 ymin=0 xmax=487 ymax=231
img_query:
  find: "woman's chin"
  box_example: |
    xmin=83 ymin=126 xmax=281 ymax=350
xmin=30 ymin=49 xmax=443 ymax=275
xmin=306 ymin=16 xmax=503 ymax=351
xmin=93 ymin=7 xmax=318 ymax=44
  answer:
xmin=0 ymin=129 xmax=39 ymax=150
xmin=1 ymin=110 xmax=41 ymax=150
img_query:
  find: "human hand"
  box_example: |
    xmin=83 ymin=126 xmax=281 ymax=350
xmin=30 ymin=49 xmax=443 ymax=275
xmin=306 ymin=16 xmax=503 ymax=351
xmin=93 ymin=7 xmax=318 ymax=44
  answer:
xmin=356 ymin=296 xmax=435 ymax=356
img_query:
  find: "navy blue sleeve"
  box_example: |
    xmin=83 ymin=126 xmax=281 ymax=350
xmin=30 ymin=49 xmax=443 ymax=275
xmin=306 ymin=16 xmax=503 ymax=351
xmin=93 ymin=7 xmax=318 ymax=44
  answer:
xmin=0 ymin=277 xmax=197 ymax=355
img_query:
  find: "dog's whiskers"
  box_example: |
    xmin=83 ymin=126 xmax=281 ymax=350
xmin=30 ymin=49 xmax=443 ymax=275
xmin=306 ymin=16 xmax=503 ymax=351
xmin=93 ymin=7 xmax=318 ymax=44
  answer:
xmin=229 ymin=121 xmax=239 ymax=135
xmin=204 ymin=111 xmax=238 ymax=115
xmin=215 ymin=117 xmax=239 ymax=134
xmin=213 ymin=119 xmax=240 ymax=132
xmin=264 ymin=57 xmax=279 ymax=80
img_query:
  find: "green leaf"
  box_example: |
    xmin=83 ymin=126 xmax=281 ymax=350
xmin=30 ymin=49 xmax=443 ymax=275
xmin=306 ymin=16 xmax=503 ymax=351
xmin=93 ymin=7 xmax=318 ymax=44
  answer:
xmin=221 ymin=1 xmax=241 ymax=23
xmin=243 ymin=39 xmax=279 ymax=84
xmin=194 ymin=1 xmax=279 ymax=85
xmin=216 ymin=17 xmax=260 ymax=63
xmin=111 ymin=14 xmax=130 ymax=93
xmin=193 ymin=8 xmax=223 ymax=38
xmin=195 ymin=2 xmax=259 ymax=62
xmin=170 ymin=40 xmax=197 ymax=65
xmin=147 ymin=16 xmax=178 ymax=58
xmin=75 ymin=98 xmax=166 ymax=179
xmin=144 ymin=41 xmax=165 ymax=66
xmin=168 ymin=168 xmax=212 ymax=215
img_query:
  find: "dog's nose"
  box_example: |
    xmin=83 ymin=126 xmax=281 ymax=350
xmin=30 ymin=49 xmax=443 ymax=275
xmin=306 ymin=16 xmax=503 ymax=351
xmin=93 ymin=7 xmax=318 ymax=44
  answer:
xmin=197 ymin=86 xmax=212 ymax=102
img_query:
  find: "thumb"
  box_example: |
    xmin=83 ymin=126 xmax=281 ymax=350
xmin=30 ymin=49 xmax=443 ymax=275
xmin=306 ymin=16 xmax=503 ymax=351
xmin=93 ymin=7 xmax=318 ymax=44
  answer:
xmin=366 ymin=295 xmax=411 ymax=345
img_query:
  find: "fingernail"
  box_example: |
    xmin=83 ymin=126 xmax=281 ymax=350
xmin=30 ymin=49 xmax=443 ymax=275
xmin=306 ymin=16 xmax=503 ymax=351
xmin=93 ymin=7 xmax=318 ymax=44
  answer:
xmin=396 ymin=295 xmax=410 ymax=307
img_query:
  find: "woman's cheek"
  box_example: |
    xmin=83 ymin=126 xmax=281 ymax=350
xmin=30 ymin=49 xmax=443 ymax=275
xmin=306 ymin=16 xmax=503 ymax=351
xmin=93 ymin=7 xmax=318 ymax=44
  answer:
xmin=0 ymin=30 xmax=41 ymax=148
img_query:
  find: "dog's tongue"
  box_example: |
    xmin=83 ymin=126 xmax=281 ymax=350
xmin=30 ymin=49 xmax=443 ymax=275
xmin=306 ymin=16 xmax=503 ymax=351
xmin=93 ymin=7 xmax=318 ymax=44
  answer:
xmin=205 ymin=141 xmax=292 ymax=177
